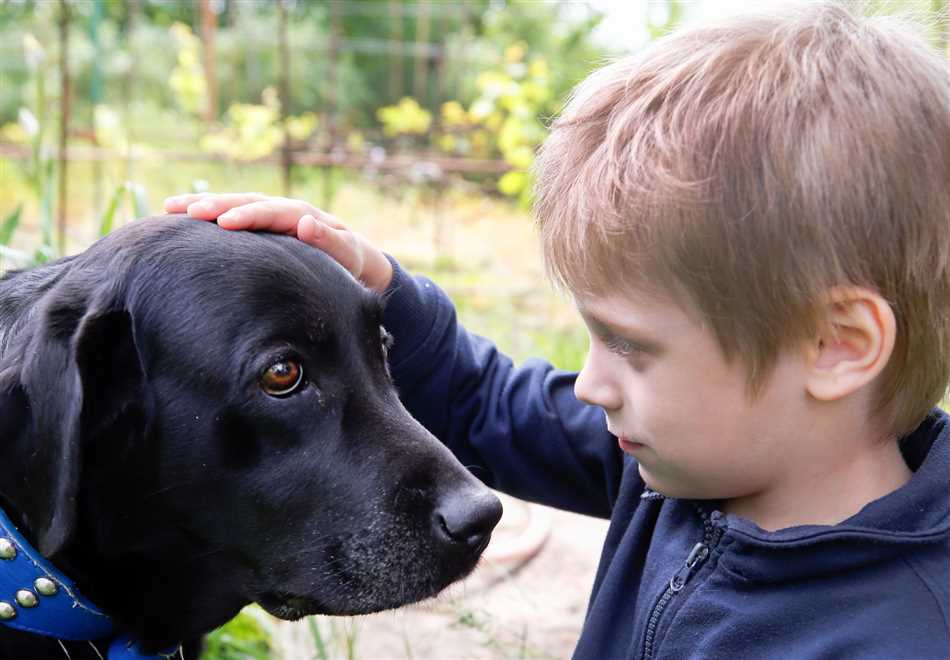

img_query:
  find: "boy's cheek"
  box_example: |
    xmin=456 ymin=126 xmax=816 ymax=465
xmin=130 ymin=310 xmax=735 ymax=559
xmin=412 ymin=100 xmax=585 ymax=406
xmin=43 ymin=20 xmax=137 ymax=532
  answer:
xmin=633 ymin=438 xmax=736 ymax=499
xmin=636 ymin=460 xmax=698 ymax=499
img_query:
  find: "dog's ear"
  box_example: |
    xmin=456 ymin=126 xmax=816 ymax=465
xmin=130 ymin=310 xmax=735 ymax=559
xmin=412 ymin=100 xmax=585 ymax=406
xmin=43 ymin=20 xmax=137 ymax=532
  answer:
xmin=0 ymin=294 xmax=146 ymax=557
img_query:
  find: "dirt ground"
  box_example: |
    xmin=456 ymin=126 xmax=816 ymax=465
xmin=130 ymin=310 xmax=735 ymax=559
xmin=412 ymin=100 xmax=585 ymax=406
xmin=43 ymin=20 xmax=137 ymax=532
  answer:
xmin=270 ymin=493 xmax=610 ymax=660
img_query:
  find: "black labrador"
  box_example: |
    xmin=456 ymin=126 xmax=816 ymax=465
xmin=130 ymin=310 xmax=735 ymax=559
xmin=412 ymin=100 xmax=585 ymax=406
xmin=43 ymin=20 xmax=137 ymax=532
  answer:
xmin=0 ymin=216 xmax=502 ymax=659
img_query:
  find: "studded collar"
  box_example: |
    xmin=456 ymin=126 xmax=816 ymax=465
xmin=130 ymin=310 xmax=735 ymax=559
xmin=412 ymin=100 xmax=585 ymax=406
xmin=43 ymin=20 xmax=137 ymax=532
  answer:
xmin=0 ymin=507 xmax=180 ymax=659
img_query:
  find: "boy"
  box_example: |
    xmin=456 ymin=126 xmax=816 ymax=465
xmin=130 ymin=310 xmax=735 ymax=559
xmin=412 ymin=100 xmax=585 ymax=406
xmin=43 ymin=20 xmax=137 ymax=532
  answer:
xmin=164 ymin=3 xmax=950 ymax=657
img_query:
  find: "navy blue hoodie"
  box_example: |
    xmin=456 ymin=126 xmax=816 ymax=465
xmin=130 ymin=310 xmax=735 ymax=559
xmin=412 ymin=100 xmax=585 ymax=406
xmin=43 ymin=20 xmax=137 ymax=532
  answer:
xmin=382 ymin=260 xmax=950 ymax=659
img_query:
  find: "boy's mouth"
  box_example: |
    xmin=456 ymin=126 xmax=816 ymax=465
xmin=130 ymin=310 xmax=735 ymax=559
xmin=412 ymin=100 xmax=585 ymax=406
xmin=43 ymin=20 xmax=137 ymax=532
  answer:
xmin=619 ymin=436 xmax=646 ymax=452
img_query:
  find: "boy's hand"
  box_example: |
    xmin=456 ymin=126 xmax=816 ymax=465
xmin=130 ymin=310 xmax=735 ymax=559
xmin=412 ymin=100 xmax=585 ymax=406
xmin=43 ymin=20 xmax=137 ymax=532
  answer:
xmin=162 ymin=192 xmax=393 ymax=292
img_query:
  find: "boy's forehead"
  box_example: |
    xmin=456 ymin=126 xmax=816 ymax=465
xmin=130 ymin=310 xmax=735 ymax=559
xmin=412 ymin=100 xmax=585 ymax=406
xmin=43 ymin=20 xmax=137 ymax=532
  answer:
xmin=573 ymin=284 xmax=697 ymax=333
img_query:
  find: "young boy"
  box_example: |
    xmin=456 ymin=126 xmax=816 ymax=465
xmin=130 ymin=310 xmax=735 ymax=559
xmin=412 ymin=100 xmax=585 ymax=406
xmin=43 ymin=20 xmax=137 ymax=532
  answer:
xmin=164 ymin=3 xmax=950 ymax=657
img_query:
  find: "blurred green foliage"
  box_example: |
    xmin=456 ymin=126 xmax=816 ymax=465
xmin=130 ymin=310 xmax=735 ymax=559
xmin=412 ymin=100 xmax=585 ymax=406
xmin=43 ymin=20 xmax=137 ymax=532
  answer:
xmin=0 ymin=0 xmax=615 ymax=205
xmin=0 ymin=1 xmax=609 ymax=130
xmin=199 ymin=608 xmax=272 ymax=660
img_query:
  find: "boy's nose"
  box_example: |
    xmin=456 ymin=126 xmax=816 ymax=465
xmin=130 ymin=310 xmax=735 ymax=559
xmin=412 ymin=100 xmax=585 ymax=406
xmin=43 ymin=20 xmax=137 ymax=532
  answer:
xmin=574 ymin=348 xmax=623 ymax=411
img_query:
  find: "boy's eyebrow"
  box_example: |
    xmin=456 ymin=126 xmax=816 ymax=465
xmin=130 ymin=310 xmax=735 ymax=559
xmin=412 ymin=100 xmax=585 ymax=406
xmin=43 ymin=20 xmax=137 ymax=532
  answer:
xmin=576 ymin=307 xmax=662 ymax=351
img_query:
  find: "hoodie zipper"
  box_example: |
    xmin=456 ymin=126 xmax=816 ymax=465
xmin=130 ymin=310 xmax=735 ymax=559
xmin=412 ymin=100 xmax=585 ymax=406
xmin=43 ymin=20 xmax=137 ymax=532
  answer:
xmin=641 ymin=505 xmax=724 ymax=660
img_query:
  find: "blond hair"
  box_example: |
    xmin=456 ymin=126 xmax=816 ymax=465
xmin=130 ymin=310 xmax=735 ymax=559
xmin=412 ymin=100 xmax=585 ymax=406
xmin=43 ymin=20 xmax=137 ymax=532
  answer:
xmin=535 ymin=1 xmax=950 ymax=436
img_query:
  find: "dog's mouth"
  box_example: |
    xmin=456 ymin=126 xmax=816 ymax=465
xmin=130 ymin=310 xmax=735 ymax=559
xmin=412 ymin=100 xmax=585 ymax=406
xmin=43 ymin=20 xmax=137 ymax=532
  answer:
xmin=254 ymin=544 xmax=484 ymax=619
xmin=257 ymin=592 xmax=322 ymax=621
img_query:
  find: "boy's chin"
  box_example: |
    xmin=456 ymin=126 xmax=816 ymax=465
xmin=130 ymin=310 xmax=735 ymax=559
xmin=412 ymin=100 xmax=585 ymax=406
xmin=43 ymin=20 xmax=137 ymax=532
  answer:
xmin=638 ymin=465 xmax=675 ymax=496
xmin=638 ymin=465 xmax=709 ymax=501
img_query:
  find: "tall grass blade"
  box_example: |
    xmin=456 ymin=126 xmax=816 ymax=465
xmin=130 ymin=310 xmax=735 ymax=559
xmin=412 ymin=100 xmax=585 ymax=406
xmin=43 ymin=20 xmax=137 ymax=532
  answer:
xmin=32 ymin=244 xmax=56 ymax=266
xmin=307 ymin=617 xmax=329 ymax=660
xmin=345 ymin=618 xmax=358 ymax=660
xmin=0 ymin=245 xmax=34 ymax=269
xmin=127 ymin=182 xmax=150 ymax=218
xmin=0 ymin=205 xmax=23 ymax=247
xmin=39 ymin=155 xmax=54 ymax=252
xmin=98 ymin=185 xmax=125 ymax=237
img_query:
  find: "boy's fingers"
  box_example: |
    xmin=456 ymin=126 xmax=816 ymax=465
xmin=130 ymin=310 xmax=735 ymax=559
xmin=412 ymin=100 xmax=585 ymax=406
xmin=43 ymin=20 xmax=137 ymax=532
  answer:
xmin=162 ymin=193 xmax=344 ymax=233
xmin=163 ymin=192 xmax=213 ymax=213
xmin=216 ymin=199 xmax=310 ymax=234
xmin=308 ymin=208 xmax=347 ymax=231
xmin=298 ymin=215 xmax=361 ymax=277
xmin=298 ymin=216 xmax=391 ymax=291
xmin=185 ymin=193 xmax=271 ymax=220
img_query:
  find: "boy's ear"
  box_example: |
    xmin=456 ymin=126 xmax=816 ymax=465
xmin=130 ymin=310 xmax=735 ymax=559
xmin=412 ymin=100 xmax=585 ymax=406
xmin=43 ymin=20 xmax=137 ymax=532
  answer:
xmin=805 ymin=287 xmax=896 ymax=402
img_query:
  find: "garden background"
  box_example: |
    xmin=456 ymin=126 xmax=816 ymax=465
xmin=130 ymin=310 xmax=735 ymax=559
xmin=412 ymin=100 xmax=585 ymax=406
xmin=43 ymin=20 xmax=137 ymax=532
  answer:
xmin=0 ymin=1 xmax=946 ymax=658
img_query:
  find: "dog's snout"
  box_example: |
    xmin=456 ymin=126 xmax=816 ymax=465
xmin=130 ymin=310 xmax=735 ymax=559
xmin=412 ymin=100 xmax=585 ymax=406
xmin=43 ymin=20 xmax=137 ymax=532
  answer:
xmin=434 ymin=489 xmax=503 ymax=550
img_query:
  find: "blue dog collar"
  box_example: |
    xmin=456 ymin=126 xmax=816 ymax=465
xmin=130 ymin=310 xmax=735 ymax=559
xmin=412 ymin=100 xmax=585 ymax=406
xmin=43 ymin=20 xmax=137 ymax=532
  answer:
xmin=0 ymin=507 xmax=179 ymax=659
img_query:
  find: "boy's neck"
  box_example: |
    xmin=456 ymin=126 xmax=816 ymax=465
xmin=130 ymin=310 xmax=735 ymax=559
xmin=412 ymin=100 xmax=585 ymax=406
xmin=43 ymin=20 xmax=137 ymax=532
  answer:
xmin=721 ymin=435 xmax=912 ymax=532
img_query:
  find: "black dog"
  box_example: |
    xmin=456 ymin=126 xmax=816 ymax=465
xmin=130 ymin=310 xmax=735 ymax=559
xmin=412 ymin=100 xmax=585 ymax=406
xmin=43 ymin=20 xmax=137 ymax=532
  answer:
xmin=0 ymin=216 xmax=502 ymax=659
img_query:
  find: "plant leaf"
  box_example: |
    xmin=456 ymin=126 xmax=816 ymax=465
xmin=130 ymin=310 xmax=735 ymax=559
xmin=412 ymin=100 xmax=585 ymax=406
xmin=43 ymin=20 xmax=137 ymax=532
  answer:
xmin=0 ymin=205 xmax=23 ymax=246
xmin=98 ymin=185 xmax=125 ymax=237
xmin=0 ymin=244 xmax=35 ymax=268
xmin=126 ymin=181 xmax=150 ymax=218
xmin=308 ymin=617 xmax=330 ymax=660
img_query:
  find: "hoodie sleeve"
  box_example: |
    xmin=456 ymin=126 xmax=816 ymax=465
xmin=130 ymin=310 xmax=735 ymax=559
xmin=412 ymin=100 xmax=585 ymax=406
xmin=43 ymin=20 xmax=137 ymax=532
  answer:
xmin=381 ymin=257 xmax=624 ymax=518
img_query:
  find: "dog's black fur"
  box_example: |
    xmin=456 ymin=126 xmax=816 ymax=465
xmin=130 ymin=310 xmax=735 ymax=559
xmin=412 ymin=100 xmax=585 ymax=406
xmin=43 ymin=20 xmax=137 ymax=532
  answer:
xmin=0 ymin=216 xmax=501 ymax=659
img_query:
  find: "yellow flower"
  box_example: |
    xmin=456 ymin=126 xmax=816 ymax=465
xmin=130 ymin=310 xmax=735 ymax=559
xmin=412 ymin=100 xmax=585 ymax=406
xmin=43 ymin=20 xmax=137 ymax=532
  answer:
xmin=504 ymin=42 xmax=527 ymax=63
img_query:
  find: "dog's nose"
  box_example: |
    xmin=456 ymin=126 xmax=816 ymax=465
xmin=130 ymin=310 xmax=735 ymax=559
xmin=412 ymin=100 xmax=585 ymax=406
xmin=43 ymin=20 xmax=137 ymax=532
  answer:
xmin=434 ymin=488 xmax=503 ymax=550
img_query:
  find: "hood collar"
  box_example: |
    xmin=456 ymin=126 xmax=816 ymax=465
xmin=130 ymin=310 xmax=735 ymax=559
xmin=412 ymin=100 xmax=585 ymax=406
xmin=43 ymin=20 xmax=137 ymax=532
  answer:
xmin=724 ymin=407 xmax=950 ymax=547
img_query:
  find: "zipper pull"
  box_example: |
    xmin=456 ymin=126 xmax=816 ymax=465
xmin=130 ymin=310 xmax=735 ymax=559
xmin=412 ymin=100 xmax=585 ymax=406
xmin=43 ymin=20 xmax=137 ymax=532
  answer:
xmin=669 ymin=542 xmax=709 ymax=593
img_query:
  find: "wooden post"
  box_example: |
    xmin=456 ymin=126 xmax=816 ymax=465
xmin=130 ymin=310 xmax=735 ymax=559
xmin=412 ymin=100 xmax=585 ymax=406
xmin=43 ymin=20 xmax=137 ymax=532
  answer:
xmin=435 ymin=7 xmax=448 ymax=105
xmin=278 ymin=0 xmax=292 ymax=195
xmin=456 ymin=4 xmax=471 ymax=100
xmin=89 ymin=0 xmax=104 ymax=218
xmin=413 ymin=0 xmax=430 ymax=106
xmin=229 ymin=0 xmax=240 ymax=117
xmin=57 ymin=0 xmax=71 ymax=254
xmin=328 ymin=1 xmax=341 ymax=149
xmin=199 ymin=0 xmax=219 ymax=122
xmin=124 ymin=0 xmax=139 ymax=187
xmin=389 ymin=0 xmax=403 ymax=102
xmin=323 ymin=0 xmax=342 ymax=211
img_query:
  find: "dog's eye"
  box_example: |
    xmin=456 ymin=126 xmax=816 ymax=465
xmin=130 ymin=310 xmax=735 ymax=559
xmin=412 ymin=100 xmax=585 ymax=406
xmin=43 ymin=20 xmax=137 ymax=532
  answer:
xmin=260 ymin=360 xmax=304 ymax=397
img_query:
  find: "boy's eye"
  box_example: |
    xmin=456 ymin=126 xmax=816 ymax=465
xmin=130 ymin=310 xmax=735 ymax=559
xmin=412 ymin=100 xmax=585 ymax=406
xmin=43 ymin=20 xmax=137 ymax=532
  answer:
xmin=602 ymin=334 xmax=642 ymax=357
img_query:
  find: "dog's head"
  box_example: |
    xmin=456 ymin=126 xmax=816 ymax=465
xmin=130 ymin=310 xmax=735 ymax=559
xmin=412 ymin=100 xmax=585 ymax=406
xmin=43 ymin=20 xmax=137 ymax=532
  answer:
xmin=0 ymin=216 xmax=501 ymax=646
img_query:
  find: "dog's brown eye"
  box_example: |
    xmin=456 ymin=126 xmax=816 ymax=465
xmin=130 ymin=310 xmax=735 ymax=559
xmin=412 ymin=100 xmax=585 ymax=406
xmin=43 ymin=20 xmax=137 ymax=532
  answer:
xmin=260 ymin=360 xmax=304 ymax=396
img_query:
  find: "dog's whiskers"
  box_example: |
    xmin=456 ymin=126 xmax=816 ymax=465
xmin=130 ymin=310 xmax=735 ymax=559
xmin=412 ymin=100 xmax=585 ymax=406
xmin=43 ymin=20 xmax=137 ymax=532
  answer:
xmin=87 ymin=641 xmax=105 ymax=660
xmin=142 ymin=477 xmax=225 ymax=499
xmin=318 ymin=555 xmax=347 ymax=569
xmin=183 ymin=545 xmax=228 ymax=562
xmin=278 ymin=536 xmax=339 ymax=562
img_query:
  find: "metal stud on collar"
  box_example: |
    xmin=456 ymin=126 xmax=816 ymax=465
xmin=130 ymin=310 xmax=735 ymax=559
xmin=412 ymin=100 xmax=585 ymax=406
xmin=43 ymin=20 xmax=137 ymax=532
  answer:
xmin=0 ymin=539 xmax=15 ymax=560
xmin=0 ymin=602 xmax=15 ymax=619
xmin=34 ymin=577 xmax=58 ymax=596
xmin=15 ymin=590 xmax=37 ymax=608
